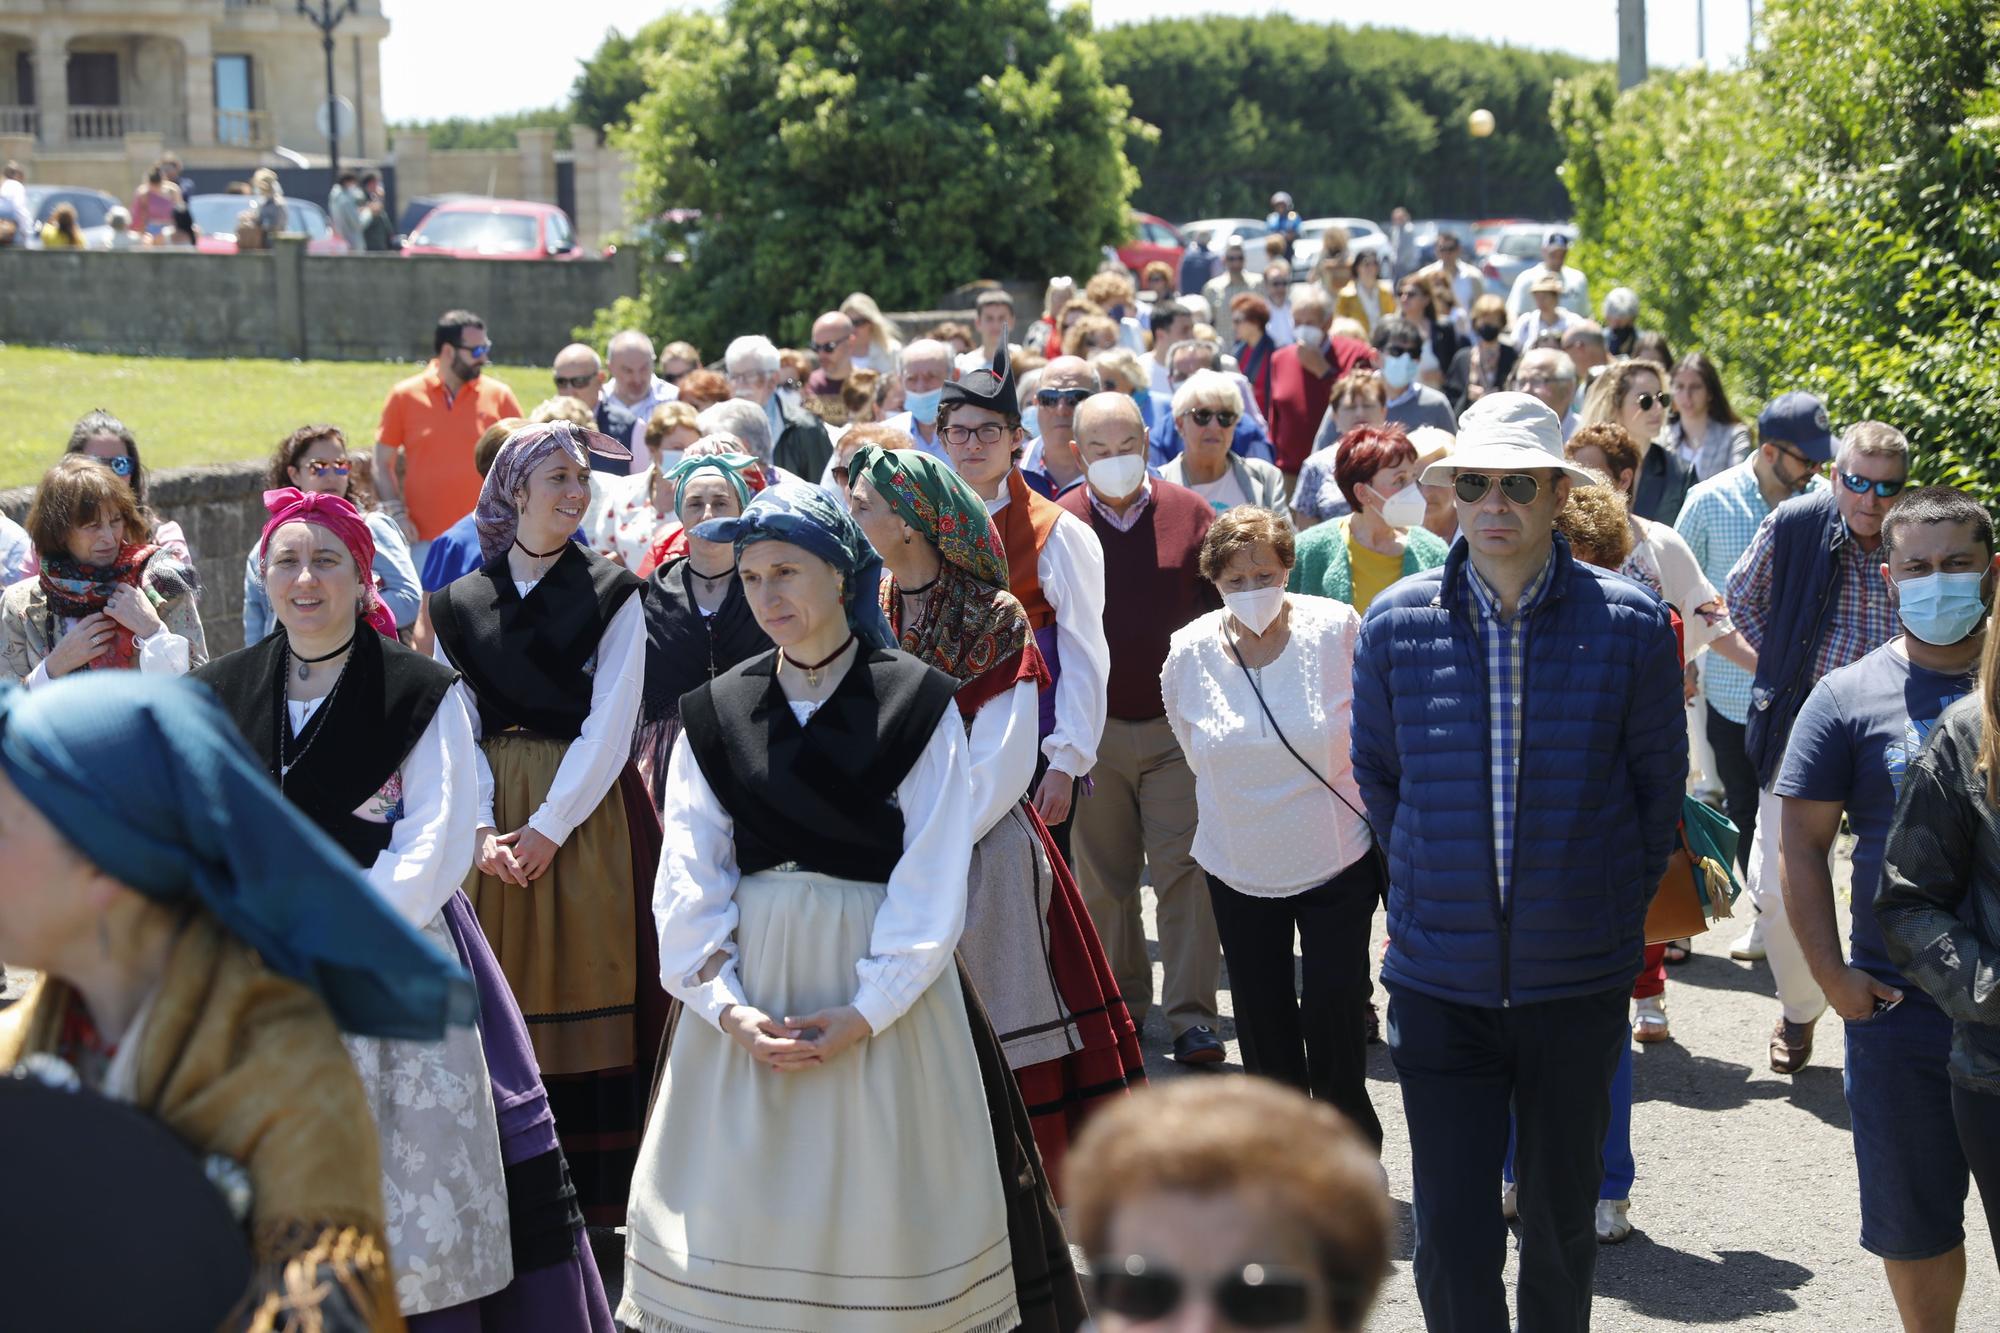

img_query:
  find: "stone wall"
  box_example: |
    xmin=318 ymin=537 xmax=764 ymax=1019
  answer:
xmin=0 ymin=459 xmax=270 ymax=654
xmin=0 ymin=239 xmax=639 ymax=364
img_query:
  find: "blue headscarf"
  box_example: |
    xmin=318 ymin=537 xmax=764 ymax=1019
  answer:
xmin=0 ymin=674 xmax=474 ymax=1042
xmin=693 ymin=480 xmax=895 ymax=650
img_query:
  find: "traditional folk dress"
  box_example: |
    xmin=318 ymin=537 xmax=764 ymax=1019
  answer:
xmin=852 ymin=444 xmax=1144 ymax=1188
xmin=431 ymin=539 xmax=666 ymax=1227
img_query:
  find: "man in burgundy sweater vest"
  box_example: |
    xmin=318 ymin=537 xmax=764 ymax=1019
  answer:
xmin=1059 ymin=393 xmax=1227 ymax=1064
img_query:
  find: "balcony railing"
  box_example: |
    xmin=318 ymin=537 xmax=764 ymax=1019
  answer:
xmin=215 ymin=107 xmax=274 ymax=149
xmin=67 ymin=105 xmax=187 ymax=143
xmin=0 ymin=106 xmax=38 ymax=139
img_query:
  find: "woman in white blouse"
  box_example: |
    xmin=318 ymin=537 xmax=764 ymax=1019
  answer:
xmin=625 ymin=481 xmax=1049 ymax=1333
xmin=1161 ymin=506 xmax=1383 ymax=1148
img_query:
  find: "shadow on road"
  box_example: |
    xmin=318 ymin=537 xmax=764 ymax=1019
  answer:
xmin=1595 ymin=1238 xmax=1814 ymax=1323
xmin=1631 ymin=1039 xmax=1850 ymax=1131
xmin=1665 ymin=952 xmax=1776 ymax=998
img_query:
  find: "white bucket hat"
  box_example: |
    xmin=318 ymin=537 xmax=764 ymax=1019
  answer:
xmin=1418 ymin=392 xmax=1597 ymax=489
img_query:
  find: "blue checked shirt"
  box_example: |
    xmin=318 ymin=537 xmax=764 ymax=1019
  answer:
xmin=1465 ymin=551 xmax=1558 ymax=907
xmin=1674 ymin=461 xmax=1826 ymax=723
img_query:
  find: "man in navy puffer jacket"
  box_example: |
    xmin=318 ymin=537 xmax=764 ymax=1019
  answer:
xmin=1353 ymin=393 xmax=1686 ymax=1333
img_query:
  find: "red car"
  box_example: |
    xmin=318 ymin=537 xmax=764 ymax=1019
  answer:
xmin=1117 ymin=210 xmax=1185 ymax=275
xmin=402 ymin=199 xmax=584 ymax=260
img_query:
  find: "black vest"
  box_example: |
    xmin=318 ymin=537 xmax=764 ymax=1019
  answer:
xmin=430 ymin=542 xmax=644 ymax=739
xmin=681 ymin=648 xmax=960 ymax=883
xmin=641 ymin=556 xmax=772 ymax=726
xmin=192 ymin=628 xmax=459 ymax=866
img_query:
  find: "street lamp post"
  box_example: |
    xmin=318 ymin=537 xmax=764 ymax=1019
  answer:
xmin=1468 ymin=108 xmax=1495 ymax=217
xmin=298 ymin=0 xmax=359 ymax=178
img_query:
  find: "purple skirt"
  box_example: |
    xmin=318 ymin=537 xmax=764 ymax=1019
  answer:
xmin=409 ymin=893 xmax=614 ymax=1333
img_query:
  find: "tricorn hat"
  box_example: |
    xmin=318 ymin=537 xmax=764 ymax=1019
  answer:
xmin=940 ymin=340 xmax=1020 ymax=420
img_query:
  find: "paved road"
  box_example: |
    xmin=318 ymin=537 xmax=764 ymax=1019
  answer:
xmin=1133 ymin=886 xmax=1999 ymax=1330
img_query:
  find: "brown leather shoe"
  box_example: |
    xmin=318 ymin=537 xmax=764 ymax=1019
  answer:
xmin=1769 ymin=1016 xmax=1816 ymax=1074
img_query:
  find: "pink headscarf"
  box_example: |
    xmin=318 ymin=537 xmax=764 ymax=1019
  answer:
xmin=259 ymin=488 xmax=398 ymax=639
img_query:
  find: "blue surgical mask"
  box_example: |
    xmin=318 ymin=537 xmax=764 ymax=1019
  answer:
xmin=1383 ymin=352 xmax=1418 ymax=389
xmin=905 ymin=386 xmax=943 ymax=425
xmin=1896 ymin=570 xmax=1990 ymax=646
xmin=1020 ymin=405 xmax=1039 ymax=439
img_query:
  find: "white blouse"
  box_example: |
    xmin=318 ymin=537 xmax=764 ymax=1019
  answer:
xmin=653 ymin=704 xmax=974 ymax=1036
xmin=25 ymin=623 xmax=187 ymax=690
xmin=1623 ymin=516 xmax=1731 ymax=661
xmin=967 ymin=679 xmax=1041 ymax=842
xmin=287 ymin=680 xmax=481 ymax=929
xmin=985 ymin=489 xmax=1109 ymax=779
xmin=433 ymin=583 xmax=646 ymax=845
xmin=1160 ymin=596 xmax=1374 ymax=896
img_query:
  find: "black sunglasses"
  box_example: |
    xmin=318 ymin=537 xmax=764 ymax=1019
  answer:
xmin=661 ymin=369 xmax=688 ymax=384
xmin=1036 ymin=388 xmax=1093 ymax=409
xmin=1384 ymin=341 xmax=1425 ymax=357
xmin=1090 ymin=1256 xmax=1315 ymax=1327
xmin=1634 ymin=391 xmax=1671 ymax=411
xmin=1454 ymin=472 xmax=1543 ymax=505
xmin=1187 ymin=408 xmax=1238 ymax=428
xmin=554 ymin=373 xmax=595 ymax=390
xmin=812 ymin=339 xmax=845 ymax=355
xmin=1840 ymin=471 xmax=1906 ymax=499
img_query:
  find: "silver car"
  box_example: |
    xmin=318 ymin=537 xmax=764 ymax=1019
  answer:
xmin=1291 ymin=216 xmax=1389 ymax=281
xmin=1180 ymin=216 xmax=1273 ymax=252
xmin=21 ymin=185 xmax=120 ymax=249
xmin=1479 ymin=222 xmax=1556 ymax=298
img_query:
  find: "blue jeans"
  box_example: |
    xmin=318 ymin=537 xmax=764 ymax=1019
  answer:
xmin=1504 ymin=1031 xmax=1634 ymax=1199
xmin=1388 ymin=983 xmax=1628 ymax=1333
xmin=1845 ymin=994 xmax=1968 ymax=1260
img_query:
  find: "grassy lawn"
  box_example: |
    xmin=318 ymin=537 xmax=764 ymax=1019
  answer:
xmin=0 ymin=346 xmax=547 ymax=491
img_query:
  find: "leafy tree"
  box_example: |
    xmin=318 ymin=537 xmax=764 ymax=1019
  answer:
xmin=571 ymin=14 xmax=721 ymax=139
xmin=615 ymin=0 xmax=1142 ymax=350
xmin=1555 ymin=0 xmax=2000 ymax=501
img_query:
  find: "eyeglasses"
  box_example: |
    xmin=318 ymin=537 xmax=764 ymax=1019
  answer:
xmin=1089 ymin=1256 xmax=1316 ymax=1328
xmin=661 ymin=369 xmax=688 ymax=385
xmin=812 ymin=339 xmax=845 ymax=356
xmin=554 ymin=373 xmax=595 ymax=390
xmin=99 ymin=454 xmax=135 ymax=478
xmin=1036 ymin=388 xmax=1093 ymax=409
xmin=1772 ymin=443 xmax=1822 ymax=470
xmin=1384 ymin=341 xmax=1425 ymax=358
xmin=1839 ymin=471 xmax=1907 ymax=499
xmin=460 ymin=343 xmax=492 ymax=362
xmin=1186 ymin=408 xmax=1238 ymax=428
xmin=1634 ymin=391 xmax=1671 ymax=411
xmin=305 ymin=459 xmax=351 ymax=477
xmin=1454 ymin=472 xmax=1544 ymax=505
xmin=941 ymin=422 xmax=1010 ymax=446
xmin=726 ymin=371 xmax=768 ymax=388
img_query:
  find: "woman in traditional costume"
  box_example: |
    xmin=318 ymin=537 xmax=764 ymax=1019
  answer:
xmin=845 ymin=443 xmax=1144 ymax=1184
xmin=0 ymin=671 xmax=474 ymax=1331
xmin=632 ymin=447 xmax=770 ymax=807
xmin=622 ymin=481 xmax=1085 ymax=1333
xmin=194 ymin=487 xmax=615 ymax=1330
xmin=427 ymin=421 xmax=666 ymax=1230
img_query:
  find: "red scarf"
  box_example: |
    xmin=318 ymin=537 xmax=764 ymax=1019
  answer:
xmin=38 ymin=542 xmax=159 ymax=672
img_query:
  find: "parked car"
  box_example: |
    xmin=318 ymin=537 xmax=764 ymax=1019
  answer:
xmin=1471 ymin=217 xmax=1535 ymax=257
xmin=1117 ymin=210 xmax=1184 ymax=275
xmin=21 ymin=185 xmax=119 ymax=248
xmin=1480 ymin=221 xmax=1553 ymax=297
xmin=402 ymin=199 xmax=583 ymax=261
xmin=1410 ymin=218 xmax=1478 ymax=269
xmin=1290 ymin=215 xmax=1389 ymax=280
xmin=1180 ymin=216 xmax=1272 ymax=253
xmin=187 ymin=194 xmax=350 ymax=255
xmin=395 ymin=193 xmax=482 ymax=247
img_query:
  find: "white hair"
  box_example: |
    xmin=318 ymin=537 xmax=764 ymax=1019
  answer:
xmin=698 ymin=399 xmax=773 ymax=466
xmin=724 ymin=335 xmax=781 ymax=376
xmin=1602 ymin=287 xmax=1640 ymax=321
xmin=901 ymin=339 xmax=951 ymax=372
xmin=1290 ymin=285 xmax=1332 ymax=321
xmin=607 ymin=328 xmax=656 ymax=360
xmin=1171 ymin=368 xmax=1240 ymax=419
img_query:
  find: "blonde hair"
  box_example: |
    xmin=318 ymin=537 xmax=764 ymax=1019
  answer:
xmin=645 ymin=400 xmax=701 ymax=449
xmin=529 ymin=396 xmax=595 ymax=428
xmin=1084 ymin=270 xmax=1136 ymax=310
xmin=1089 ymin=347 xmax=1147 ymax=394
xmin=1580 ymin=358 xmax=1668 ymax=428
xmin=1980 ymin=613 xmax=2000 ymax=808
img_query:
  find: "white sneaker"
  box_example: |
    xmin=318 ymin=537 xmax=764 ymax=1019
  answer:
xmin=1730 ymin=914 xmax=1767 ymax=961
xmin=1634 ymin=995 xmax=1671 ymax=1043
xmin=1501 ymin=1181 xmax=1519 ymax=1221
xmin=1596 ymin=1198 xmax=1633 ymax=1243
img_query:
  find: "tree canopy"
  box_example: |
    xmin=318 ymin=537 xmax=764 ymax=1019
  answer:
xmin=1556 ymin=0 xmax=2000 ymax=501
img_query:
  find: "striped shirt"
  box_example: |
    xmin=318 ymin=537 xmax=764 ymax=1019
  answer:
xmin=1465 ymin=551 xmax=1558 ymax=907
xmin=1675 ymin=462 xmax=1825 ymax=723
xmin=1724 ymin=503 xmax=1898 ymax=700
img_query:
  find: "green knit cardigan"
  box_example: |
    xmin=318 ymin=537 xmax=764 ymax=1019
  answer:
xmin=1286 ymin=518 xmax=1451 ymax=606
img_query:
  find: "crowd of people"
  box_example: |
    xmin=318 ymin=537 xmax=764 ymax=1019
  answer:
xmin=1 ymin=204 xmax=1997 ymax=1333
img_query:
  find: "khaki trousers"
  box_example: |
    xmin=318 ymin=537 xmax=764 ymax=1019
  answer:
xmin=1072 ymin=714 xmax=1220 ymax=1035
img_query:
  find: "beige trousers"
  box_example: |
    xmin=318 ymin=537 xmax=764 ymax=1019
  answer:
xmin=1072 ymin=714 xmax=1221 ymax=1036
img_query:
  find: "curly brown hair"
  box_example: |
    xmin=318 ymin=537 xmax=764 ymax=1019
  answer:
xmin=1555 ymin=481 xmax=1634 ymax=569
xmin=1197 ymin=505 xmax=1296 ymax=582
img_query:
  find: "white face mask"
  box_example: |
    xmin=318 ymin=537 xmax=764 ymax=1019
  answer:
xmin=1223 ymin=586 xmax=1286 ymax=636
xmin=1294 ymin=325 xmax=1327 ymax=352
xmin=1374 ymin=482 xmax=1428 ymax=529
xmin=1086 ymin=453 xmax=1147 ymax=500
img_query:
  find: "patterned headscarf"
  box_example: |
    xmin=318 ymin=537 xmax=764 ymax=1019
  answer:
xmin=475 ymin=421 xmax=629 ymax=563
xmin=848 ymin=444 xmax=1047 ymax=715
xmin=0 ymin=674 xmax=473 ymax=1040
xmin=665 ymin=450 xmax=761 ymax=524
xmin=846 ymin=444 xmax=1010 ymax=589
xmin=693 ymin=481 xmax=895 ymax=650
xmin=257 ymin=488 xmax=397 ymax=638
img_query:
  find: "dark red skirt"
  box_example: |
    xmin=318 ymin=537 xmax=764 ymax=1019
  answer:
xmin=1012 ymin=804 xmax=1147 ymax=1196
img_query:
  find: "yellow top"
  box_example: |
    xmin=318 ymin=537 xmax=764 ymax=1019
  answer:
xmin=1345 ymin=517 xmax=1405 ymax=615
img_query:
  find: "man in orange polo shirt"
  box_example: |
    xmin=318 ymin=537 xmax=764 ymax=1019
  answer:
xmin=373 ymin=309 xmax=524 ymax=560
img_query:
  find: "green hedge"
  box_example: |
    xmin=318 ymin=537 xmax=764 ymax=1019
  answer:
xmin=1554 ymin=0 xmax=2000 ymax=502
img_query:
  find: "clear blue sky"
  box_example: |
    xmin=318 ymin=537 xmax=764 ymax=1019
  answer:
xmin=380 ymin=0 xmax=1755 ymax=124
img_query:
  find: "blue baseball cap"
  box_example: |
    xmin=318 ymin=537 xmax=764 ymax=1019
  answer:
xmin=1758 ymin=391 xmax=1835 ymax=462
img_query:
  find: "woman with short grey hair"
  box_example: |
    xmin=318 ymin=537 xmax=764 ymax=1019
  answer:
xmin=1161 ymin=370 xmax=1288 ymax=518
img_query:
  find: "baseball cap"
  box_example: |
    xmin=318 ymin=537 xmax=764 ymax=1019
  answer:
xmin=1757 ymin=391 xmax=1836 ymax=462
xmin=1543 ymin=228 xmax=1573 ymax=249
